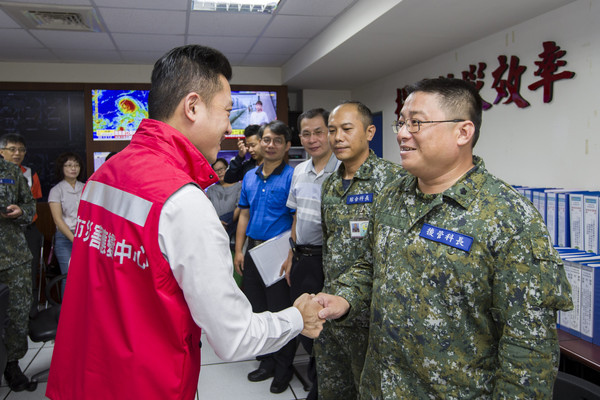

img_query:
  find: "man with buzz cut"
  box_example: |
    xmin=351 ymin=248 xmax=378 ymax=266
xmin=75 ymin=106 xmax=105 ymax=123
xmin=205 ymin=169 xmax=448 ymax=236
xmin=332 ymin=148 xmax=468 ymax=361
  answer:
xmin=280 ymin=108 xmax=339 ymax=400
xmin=317 ymin=78 xmax=573 ymax=399
xmin=315 ymin=100 xmax=405 ymax=399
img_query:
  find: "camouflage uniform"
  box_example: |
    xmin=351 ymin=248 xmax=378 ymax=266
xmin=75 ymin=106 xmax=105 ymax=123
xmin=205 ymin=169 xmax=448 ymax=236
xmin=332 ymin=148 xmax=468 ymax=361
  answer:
xmin=336 ymin=156 xmax=573 ymax=399
xmin=0 ymin=158 xmax=34 ymax=362
xmin=316 ymin=150 xmax=405 ymax=399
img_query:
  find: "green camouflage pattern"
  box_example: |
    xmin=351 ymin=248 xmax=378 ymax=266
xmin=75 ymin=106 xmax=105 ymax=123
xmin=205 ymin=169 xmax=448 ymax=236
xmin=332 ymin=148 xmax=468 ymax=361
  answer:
xmin=316 ymin=150 xmax=404 ymax=399
xmin=321 ymin=150 xmax=405 ymax=327
xmin=1 ymin=158 xmax=35 ymax=269
xmin=0 ymin=158 xmax=34 ymax=361
xmin=0 ymin=261 xmax=32 ymax=361
xmin=313 ymin=325 xmax=369 ymax=400
xmin=336 ymin=156 xmax=573 ymax=399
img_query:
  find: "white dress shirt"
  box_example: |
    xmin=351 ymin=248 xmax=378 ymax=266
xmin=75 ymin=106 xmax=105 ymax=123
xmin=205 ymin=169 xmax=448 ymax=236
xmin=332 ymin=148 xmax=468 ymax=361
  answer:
xmin=158 ymin=184 xmax=303 ymax=361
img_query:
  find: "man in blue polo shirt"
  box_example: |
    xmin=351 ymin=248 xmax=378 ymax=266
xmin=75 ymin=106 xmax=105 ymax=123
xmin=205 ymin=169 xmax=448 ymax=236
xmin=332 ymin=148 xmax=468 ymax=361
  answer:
xmin=234 ymin=120 xmax=296 ymax=394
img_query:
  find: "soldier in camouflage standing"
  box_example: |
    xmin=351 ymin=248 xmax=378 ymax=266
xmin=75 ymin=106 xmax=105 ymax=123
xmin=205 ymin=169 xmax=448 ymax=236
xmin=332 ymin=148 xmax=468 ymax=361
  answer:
xmin=0 ymin=157 xmax=37 ymax=392
xmin=315 ymin=101 xmax=404 ymax=399
xmin=316 ymin=78 xmax=573 ymax=399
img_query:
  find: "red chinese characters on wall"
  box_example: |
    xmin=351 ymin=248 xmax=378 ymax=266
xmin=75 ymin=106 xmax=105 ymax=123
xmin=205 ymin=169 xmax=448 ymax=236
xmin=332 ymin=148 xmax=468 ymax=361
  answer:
xmin=528 ymin=41 xmax=576 ymax=103
xmin=394 ymin=41 xmax=575 ymax=119
xmin=491 ymin=55 xmax=530 ymax=108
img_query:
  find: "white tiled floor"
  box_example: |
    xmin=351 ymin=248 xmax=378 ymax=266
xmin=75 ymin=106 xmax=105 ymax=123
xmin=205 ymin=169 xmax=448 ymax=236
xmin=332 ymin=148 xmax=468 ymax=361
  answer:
xmin=0 ymin=335 xmax=312 ymax=400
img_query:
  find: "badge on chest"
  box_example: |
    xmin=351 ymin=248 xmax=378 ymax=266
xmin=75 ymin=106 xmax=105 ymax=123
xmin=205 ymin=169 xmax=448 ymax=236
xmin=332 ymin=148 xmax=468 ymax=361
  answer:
xmin=350 ymin=219 xmax=369 ymax=239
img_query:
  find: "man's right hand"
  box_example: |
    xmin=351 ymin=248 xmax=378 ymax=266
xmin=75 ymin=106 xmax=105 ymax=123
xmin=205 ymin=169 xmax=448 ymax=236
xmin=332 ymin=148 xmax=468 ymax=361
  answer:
xmin=237 ymin=138 xmax=247 ymax=158
xmin=293 ymin=293 xmax=325 ymax=339
xmin=234 ymin=251 xmax=244 ymax=276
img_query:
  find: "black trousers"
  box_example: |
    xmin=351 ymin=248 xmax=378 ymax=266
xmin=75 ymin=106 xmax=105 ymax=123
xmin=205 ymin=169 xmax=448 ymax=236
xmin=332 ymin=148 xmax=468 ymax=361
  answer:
xmin=242 ymin=244 xmax=296 ymax=382
xmin=289 ymin=251 xmax=324 ymax=400
xmin=23 ymin=223 xmax=42 ymax=315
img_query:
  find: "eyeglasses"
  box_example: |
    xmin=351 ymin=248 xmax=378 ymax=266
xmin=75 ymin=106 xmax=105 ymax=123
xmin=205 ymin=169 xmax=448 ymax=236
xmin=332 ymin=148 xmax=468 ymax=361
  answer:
xmin=1 ymin=147 xmax=26 ymax=153
xmin=392 ymin=119 xmax=465 ymax=134
xmin=299 ymin=129 xmax=325 ymax=140
xmin=64 ymin=163 xmax=80 ymax=169
xmin=213 ymin=167 xmax=227 ymax=173
xmin=261 ymin=136 xmax=285 ymax=146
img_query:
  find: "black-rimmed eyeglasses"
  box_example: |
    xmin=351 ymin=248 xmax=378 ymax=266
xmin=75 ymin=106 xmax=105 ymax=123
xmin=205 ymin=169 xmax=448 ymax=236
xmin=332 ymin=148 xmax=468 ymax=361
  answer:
xmin=392 ymin=119 xmax=465 ymax=134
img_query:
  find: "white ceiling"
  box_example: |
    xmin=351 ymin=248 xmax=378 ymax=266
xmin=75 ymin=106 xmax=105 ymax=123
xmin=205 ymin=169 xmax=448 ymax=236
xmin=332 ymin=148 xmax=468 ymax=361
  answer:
xmin=0 ymin=0 xmax=576 ymax=90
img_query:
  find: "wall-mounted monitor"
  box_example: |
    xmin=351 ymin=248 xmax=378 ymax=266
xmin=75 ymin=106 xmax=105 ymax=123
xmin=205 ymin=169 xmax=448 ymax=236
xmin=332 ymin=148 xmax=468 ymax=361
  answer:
xmin=91 ymin=89 xmax=149 ymax=141
xmin=84 ymin=83 xmax=287 ymax=173
xmin=228 ymin=90 xmax=277 ymax=138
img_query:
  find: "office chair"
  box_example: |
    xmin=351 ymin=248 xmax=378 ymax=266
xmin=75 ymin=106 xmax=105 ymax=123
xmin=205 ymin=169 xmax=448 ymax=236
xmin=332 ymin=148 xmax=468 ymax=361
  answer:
xmin=39 ymin=233 xmax=63 ymax=307
xmin=553 ymin=370 xmax=600 ymax=400
xmin=28 ymin=257 xmax=65 ymax=383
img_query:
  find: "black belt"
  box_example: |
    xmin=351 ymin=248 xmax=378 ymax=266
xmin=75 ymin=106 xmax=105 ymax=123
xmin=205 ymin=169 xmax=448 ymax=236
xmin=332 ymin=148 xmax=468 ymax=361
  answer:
xmin=247 ymin=237 xmax=266 ymax=250
xmin=295 ymin=244 xmax=322 ymax=257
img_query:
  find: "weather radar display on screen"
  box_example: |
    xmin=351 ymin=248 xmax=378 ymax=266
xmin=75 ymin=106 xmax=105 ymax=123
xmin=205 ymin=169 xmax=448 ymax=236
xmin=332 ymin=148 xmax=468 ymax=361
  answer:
xmin=92 ymin=89 xmax=149 ymax=141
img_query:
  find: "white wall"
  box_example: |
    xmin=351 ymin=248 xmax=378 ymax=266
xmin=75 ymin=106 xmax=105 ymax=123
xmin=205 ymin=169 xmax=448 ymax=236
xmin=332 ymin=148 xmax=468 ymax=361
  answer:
xmin=0 ymin=62 xmax=282 ymax=86
xmin=353 ymin=0 xmax=600 ymax=190
xmin=303 ymin=89 xmax=352 ymax=112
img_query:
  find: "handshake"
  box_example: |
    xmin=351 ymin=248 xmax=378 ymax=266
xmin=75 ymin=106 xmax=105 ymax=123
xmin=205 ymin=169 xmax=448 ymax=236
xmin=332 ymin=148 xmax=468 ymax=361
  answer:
xmin=293 ymin=293 xmax=350 ymax=339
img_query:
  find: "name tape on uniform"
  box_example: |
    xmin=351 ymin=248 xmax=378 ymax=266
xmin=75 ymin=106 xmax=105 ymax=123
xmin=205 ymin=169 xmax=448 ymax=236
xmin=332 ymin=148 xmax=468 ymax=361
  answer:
xmin=419 ymin=223 xmax=473 ymax=252
xmin=346 ymin=193 xmax=373 ymax=205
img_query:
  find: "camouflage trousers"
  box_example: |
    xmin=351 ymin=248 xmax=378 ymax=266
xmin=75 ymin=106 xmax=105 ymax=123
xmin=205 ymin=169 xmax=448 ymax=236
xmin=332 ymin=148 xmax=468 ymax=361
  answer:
xmin=0 ymin=262 xmax=32 ymax=362
xmin=314 ymin=322 xmax=369 ymax=400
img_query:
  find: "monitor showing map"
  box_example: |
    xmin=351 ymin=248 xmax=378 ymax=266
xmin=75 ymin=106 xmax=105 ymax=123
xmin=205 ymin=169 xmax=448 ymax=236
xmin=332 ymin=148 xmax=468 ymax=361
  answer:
xmin=91 ymin=89 xmax=149 ymax=141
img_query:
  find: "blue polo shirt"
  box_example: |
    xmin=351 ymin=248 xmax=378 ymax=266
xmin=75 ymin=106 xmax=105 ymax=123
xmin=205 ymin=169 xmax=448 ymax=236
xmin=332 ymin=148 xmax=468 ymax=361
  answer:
xmin=238 ymin=161 xmax=294 ymax=241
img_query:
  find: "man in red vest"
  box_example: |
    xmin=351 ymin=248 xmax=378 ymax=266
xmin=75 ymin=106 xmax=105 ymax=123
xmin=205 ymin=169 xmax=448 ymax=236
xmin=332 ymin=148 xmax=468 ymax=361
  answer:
xmin=46 ymin=45 xmax=324 ymax=400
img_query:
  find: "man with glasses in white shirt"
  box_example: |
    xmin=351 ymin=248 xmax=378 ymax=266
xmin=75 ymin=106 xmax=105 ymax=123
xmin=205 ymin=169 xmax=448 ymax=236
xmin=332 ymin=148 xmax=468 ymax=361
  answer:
xmin=280 ymin=108 xmax=338 ymax=400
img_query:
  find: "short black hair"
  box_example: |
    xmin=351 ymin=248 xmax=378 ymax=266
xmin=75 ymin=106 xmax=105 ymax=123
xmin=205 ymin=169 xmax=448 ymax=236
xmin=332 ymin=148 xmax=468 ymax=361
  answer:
xmin=406 ymin=78 xmax=483 ymax=147
xmin=0 ymin=133 xmax=26 ymax=148
xmin=335 ymin=101 xmax=373 ymax=129
xmin=148 ymin=45 xmax=232 ymax=121
xmin=258 ymin=120 xmax=291 ymax=143
xmin=297 ymin=108 xmax=329 ymax=132
xmin=255 ymin=100 xmax=263 ymax=105
xmin=55 ymin=152 xmax=85 ymax=182
xmin=244 ymin=124 xmax=261 ymax=139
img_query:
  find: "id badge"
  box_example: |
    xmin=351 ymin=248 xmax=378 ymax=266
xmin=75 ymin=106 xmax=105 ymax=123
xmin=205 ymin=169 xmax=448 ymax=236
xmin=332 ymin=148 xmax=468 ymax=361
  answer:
xmin=350 ymin=219 xmax=369 ymax=239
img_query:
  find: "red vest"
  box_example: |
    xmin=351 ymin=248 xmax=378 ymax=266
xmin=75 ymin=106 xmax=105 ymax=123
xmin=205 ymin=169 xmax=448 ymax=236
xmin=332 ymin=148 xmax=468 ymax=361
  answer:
xmin=46 ymin=119 xmax=218 ymax=400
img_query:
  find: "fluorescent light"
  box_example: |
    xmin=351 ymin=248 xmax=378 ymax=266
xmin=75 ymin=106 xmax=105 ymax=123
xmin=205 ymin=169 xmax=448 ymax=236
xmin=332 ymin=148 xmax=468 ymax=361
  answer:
xmin=191 ymin=1 xmax=280 ymax=13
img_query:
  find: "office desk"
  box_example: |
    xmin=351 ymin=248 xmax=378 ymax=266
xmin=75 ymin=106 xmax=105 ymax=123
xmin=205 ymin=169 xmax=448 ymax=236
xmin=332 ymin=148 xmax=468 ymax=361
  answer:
xmin=558 ymin=329 xmax=600 ymax=375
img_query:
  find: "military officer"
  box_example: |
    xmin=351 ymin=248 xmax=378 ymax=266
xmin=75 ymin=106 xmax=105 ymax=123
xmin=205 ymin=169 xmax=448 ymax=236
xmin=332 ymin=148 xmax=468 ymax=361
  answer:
xmin=316 ymin=78 xmax=573 ymax=399
xmin=315 ymin=101 xmax=404 ymax=399
xmin=0 ymin=157 xmax=37 ymax=392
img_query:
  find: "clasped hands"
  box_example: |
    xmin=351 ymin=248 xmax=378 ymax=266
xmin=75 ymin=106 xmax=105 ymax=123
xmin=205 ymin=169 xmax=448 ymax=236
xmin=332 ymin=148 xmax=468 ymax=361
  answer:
xmin=293 ymin=293 xmax=351 ymax=339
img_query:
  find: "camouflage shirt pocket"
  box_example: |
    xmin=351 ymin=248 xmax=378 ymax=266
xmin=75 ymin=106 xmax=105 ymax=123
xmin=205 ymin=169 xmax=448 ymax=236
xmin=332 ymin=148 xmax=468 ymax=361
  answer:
xmin=530 ymin=237 xmax=572 ymax=310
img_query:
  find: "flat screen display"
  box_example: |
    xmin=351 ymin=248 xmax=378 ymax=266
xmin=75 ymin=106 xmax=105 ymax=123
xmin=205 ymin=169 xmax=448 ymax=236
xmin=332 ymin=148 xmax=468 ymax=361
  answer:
xmin=92 ymin=89 xmax=149 ymax=141
xmin=93 ymin=151 xmax=111 ymax=171
xmin=228 ymin=90 xmax=277 ymax=138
